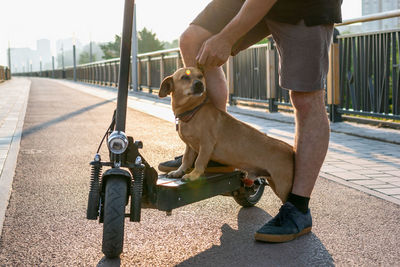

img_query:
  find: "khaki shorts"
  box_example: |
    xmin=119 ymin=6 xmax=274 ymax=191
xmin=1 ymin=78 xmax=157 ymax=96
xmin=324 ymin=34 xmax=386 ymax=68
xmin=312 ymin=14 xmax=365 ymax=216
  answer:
xmin=191 ymin=0 xmax=334 ymax=92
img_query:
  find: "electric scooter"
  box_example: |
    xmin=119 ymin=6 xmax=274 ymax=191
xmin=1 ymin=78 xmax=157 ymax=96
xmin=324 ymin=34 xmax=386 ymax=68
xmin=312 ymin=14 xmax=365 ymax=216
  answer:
xmin=86 ymin=0 xmax=267 ymax=259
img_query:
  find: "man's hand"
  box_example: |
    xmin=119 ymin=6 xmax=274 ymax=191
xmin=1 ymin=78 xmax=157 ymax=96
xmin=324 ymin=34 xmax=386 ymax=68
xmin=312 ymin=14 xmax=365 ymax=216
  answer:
xmin=196 ymin=34 xmax=233 ymax=68
xmin=196 ymin=0 xmax=277 ymax=69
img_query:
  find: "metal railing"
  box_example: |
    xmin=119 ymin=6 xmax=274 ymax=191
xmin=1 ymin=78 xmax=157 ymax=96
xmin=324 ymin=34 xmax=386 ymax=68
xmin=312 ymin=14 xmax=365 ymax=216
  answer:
xmin=336 ymin=29 xmax=399 ymax=120
xmin=14 ymin=10 xmax=400 ymax=124
xmin=228 ymin=42 xmax=291 ymax=111
xmin=137 ymin=48 xmax=182 ymax=93
xmin=20 ymin=48 xmax=183 ymax=91
xmin=327 ymin=9 xmax=400 ymax=122
xmin=0 ymin=66 xmax=11 ymax=82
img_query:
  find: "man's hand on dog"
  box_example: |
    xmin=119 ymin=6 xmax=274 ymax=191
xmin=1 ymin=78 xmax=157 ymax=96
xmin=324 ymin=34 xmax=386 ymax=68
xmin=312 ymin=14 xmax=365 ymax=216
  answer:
xmin=196 ymin=34 xmax=232 ymax=68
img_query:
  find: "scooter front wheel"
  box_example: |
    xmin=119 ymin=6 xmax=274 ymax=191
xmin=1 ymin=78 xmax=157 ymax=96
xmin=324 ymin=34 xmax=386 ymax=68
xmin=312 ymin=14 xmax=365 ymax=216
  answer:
xmin=102 ymin=176 xmax=127 ymax=258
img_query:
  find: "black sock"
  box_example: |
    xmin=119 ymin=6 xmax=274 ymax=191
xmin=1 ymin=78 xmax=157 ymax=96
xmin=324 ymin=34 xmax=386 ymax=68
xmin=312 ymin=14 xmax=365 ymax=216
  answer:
xmin=287 ymin=193 xmax=310 ymax=213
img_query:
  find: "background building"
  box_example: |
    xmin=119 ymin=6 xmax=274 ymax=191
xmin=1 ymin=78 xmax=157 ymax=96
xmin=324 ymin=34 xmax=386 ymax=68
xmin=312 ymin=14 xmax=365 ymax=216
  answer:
xmin=10 ymin=38 xmax=104 ymax=73
xmin=10 ymin=39 xmax=54 ymax=73
xmin=362 ymin=0 xmax=400 ymax=31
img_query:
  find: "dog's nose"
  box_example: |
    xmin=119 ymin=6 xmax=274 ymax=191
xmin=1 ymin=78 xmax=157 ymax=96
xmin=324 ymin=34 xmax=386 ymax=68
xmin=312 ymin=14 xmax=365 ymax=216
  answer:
xmin=192 ymin=80 xmax=204 ymax=95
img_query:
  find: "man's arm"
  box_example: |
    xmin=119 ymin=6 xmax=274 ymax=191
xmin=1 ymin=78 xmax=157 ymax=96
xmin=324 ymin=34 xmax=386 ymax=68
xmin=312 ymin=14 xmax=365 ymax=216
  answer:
xmin=197 ymin=0 xmax=277 ymax=68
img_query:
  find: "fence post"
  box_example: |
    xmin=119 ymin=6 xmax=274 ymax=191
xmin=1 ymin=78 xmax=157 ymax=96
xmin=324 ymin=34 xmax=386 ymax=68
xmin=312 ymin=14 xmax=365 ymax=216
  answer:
xmin=266 ymin=39 xmax=278 ymax=112
xmin=101 ymin=63 xmax=105 ymax=85
xmin=94 ymin=64 xmax=98 ymax=84
xmin=52 ymin=56 xmax=55 ymax=78
xmin=100 ymin=64 xmax=103 ymax=85
xmin=226 ymin=56 xmax=235 ymax=105
xmin=147 ymin=56 xmax=152 ymax=93
xmin=113 ymin=62 xmax=117 ymax=87
xmin=176 ymin=52 xmax=183 ymax=69
xmin=93 ymin=65 xmax=96 ymax=84
xmin=108 ymin=62 xmax=112 ymax=86
xmin=327 ymin=28 xmax=342 ymax=122
xmin=137 ymin=58 xmax=141 ymax=91
xmin=116 ymin=62 xmax=120 ymax=87
xmin=73 ymin=45 xmax=77 ymax=82
xmin=40 ymin=58 xmax=42 ymax=77
xmin=7 ymin=43 xmax=12 ymax=77
xmin=160 ymin=54 xmax=165 ymax=87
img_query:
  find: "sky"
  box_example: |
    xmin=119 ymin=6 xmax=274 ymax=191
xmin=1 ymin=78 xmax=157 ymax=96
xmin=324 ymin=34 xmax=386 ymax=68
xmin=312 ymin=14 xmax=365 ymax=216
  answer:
xmin=0 ymin=0 xmax=362 ymax=67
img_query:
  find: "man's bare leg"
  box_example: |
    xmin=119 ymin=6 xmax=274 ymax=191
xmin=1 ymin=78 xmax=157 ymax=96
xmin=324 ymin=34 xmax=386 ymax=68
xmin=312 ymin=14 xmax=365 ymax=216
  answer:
xmin=290 ymin=90 xmax=330 ymax=197
xmin=255 ymin=89 xmax=329 ymax=243
xmin=180 ymin=25 xmax=228 ymax=111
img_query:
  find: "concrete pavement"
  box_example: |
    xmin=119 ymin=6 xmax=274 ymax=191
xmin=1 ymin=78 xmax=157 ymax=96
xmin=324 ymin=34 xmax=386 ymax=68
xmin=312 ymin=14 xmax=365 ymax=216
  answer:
xmin=54 ymin=78 xmax=400 ymax=206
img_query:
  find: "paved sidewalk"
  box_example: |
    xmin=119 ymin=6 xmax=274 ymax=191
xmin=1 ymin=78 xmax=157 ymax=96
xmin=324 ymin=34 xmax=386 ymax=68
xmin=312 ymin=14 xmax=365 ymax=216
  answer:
xmin=0 ymin=78 xmax=31 ymax=236
xmin=53 ymin=79 xmax=400 ymax=206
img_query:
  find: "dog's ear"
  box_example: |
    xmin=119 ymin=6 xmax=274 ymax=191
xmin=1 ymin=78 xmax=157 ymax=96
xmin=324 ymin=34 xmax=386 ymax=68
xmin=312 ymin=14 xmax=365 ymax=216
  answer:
xmin=159 ymin=76 xmax=174 ymax=98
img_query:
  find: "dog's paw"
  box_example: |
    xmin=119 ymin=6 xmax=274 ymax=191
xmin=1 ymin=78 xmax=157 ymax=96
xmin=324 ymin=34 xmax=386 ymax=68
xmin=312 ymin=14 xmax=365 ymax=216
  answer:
xmin=166 ymin=169 xmax=184 ymax=178
xmin=182 ymin=171 xmax=203 ymax=182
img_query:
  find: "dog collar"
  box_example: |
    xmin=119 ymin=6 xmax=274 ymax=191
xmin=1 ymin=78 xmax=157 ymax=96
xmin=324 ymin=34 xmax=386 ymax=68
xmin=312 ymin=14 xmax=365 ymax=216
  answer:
xmin=175 ymin=97 xmax=208 ymax=131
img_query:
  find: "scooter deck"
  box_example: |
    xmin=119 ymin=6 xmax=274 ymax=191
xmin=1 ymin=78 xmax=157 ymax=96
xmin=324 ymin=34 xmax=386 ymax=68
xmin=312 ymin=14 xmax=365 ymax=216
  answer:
xmin=155 ymin=171 xmax=243 ymax=211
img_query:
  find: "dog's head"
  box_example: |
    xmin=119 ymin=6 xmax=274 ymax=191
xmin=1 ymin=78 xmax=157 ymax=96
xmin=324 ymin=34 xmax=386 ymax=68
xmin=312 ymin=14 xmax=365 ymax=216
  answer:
xmin=158 ymin=67 xmax=206 ymax=110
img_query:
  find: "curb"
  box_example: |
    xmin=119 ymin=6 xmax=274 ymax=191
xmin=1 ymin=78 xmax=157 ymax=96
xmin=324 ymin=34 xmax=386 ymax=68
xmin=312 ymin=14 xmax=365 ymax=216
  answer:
xmin=0 ymin=79 xmax=31 ymax=237
xmin=320 ymin=172 xmax=400 ymax=206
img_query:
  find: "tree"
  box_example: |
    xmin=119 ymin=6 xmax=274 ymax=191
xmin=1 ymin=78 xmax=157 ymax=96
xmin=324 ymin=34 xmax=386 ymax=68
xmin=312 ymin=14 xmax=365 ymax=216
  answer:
xmin=57 ymin=50 xmax=73 ymax=68
xmin=138 ymin=27 xmax=164 ymax=53
xmin=162 ymin=39 xmax=179 ymax=49
xmin=100 ymin=35 xmax=121 ymax=60
xmin=99 ymin=28 xmax=164 ymax=59
xmin=79 ymin=51 xmax=97 ymax=64
xmin=257 ymin=38 xmax=270 ymax=45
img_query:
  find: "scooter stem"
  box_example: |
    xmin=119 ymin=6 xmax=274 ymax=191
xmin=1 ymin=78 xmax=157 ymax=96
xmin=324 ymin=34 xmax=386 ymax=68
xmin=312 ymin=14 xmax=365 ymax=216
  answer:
xmin=115 ymin=0 xmax=135 ymax=132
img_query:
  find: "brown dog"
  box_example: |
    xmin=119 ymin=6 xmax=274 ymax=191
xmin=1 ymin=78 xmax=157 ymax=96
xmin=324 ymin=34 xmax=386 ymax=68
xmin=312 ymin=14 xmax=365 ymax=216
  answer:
xmin=158 ymin=67 xmax=294 ymax=202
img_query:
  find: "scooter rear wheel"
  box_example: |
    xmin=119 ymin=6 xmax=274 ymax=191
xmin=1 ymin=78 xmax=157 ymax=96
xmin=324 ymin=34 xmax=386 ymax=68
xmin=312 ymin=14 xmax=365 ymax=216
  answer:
xmin=102 ymin=176 xmax=127 ymax=258
xmin=233 ymin=179 xmax=265 ymax=207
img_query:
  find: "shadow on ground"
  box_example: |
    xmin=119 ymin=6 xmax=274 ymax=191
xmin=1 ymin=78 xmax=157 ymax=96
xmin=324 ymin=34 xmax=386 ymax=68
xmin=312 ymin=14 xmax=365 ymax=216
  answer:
xmin=95 ymin=206 xmax=333 ymax=267
xmin=177 ymin=207 xmax=333 ymax=267
xmin=20 ymin=98 xmax=116 ymax=138
xmin=97 ymin=256 xmax=121 ymax=267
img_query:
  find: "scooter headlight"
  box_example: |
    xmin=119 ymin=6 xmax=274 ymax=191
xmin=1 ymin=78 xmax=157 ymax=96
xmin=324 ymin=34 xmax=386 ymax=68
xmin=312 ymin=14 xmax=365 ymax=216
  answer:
xmin=107 ymin=131 xmax=129 ymax=154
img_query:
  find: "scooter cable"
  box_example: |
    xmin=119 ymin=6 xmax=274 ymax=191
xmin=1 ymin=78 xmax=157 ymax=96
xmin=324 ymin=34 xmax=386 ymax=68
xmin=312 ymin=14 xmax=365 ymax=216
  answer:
xmin=96 ymin=110 xmax=117 ymax=154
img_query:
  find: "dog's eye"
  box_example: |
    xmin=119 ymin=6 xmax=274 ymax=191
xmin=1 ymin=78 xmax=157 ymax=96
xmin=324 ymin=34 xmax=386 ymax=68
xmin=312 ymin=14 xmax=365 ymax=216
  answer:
xmin=197 ymin=74 xmax=204 ymax=79
xmin=181 ymin=75 xmax=190 ymax=81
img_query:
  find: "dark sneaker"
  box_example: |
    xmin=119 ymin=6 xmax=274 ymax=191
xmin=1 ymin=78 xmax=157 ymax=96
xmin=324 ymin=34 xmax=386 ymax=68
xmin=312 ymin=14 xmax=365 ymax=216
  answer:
xmin=255 ymin=202 xmax=312 ymax=243
xmin=158 ymin=155 xmax=236 ymax=173
xmin=158 ymin=155 xmax=184 ymax=172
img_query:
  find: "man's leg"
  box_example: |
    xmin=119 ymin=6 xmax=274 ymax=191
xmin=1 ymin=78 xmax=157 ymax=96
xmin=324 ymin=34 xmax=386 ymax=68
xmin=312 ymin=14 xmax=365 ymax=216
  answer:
xmin=179 ymin=25 xmax=228 ymax=111
xmin=255 ymin=18 xmax=333 ymax=242
xmin=290 ymin=90 xmax=330 ymax=198
xmin=255 ymin=89 xmax=329 ymax=243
